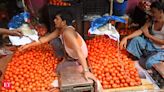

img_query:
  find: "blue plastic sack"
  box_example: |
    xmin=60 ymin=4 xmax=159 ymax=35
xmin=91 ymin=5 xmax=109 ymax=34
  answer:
xmin=91 ymin=16 xmax=126 ymax=32
xmin=8 ymin=11 xmax=30 ymax=29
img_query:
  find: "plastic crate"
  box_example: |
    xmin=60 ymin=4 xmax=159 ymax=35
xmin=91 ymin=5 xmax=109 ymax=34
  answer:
xmin=83 ymin=0 xmax=109 ymax=15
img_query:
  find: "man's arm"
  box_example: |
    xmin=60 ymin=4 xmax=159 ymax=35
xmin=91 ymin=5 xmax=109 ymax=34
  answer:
xmin=19 ymin=29 xmax=60 ymax=50
xmin=39 ymin=29 xmax=60 ymax=44
xmin=126 ymin=22 xmax=151 ymax=40
xmin=145 ymin=34 xmax=164 ymax=45
xmin=141 ymin=23 xmax=164 ymax=45
xmin=124 ymin=29 xmax=143 ymax=40
xmin=63 ymin=28 xmax=100 ymax=82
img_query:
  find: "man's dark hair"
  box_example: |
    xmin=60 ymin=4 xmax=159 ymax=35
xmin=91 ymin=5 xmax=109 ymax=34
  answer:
xmin=55 ymin=10 xmax=74 ymax=26
xmin=151 ymin=1 xmax=164 ymax=12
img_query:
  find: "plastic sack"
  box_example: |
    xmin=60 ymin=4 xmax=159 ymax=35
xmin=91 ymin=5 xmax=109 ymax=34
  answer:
xmin=89 ymin=16 xmax=126 ymax=41
xmin=116 ymin=0 xmax=125 ymax=3
xmin=90 ymin=16 xmax=126 ymax=32
xmin=9 ymin=27 xmax=39 ymax=46
xmin=8 ymin=12 xmax=39 ymax=46
xmin=8 ymin=11 xmax=30 ymax=29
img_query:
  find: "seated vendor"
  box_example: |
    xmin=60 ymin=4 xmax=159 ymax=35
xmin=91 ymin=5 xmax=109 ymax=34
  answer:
xmin=19 ymin=10 xmax=99 ymax=82
xmin=120 ymin=1 xmax=164 ymax=69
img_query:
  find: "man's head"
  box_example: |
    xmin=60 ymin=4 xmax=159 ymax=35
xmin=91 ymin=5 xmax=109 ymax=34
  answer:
xmin=54 ymin=10 xmax=74 ymax=28
xmin=150 ymin=1 xmax=164 ymax=21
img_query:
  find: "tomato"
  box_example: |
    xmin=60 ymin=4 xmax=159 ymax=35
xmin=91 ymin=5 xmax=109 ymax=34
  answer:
xmin=86 ymin=36 xmax=141 ymax=89
xmin=2 ymin=44 xmax=59 ymax=91
xmin=48 ymin=0 xmax=71 ymax=6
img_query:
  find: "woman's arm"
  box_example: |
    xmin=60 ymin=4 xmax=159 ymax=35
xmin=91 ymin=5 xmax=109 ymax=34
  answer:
xmin=0 ymin=28 xmax=10 ymax=34
xmin=0 ymin=28 xmax=22 ymax=36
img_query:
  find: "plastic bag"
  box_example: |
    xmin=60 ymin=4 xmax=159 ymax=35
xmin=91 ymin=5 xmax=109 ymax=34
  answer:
xmin=8 ymin=11 xmax=30 ymax=29
xmin=8 ymin=28 xmax=39 ymax=46
xmin=8 ymin=12 xmax=39 ymax=46
xmin=89 ymin=16 xmax=126 ymax=41
xmin=90 ymin=16 xmax=126 ymax=32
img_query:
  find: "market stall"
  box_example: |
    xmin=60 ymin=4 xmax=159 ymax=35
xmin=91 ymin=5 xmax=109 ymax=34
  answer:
xmin=0 ymin=36 xmax=160 ymax=92
xmin=0 ymin=0 xmax=164 ymax=92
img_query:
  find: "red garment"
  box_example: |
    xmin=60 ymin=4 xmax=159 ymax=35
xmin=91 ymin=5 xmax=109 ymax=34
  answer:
xmin=126 ymin=0 xmax=139 ymax=14
xmin=25 ymin=0 xmax=47 ymax=16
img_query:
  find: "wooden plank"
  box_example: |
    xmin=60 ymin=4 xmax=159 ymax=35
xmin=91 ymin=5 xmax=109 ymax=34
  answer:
xmin=0 ymin=54 xmax=13 ymax=87
xmin=104 ymin=79 xmax=155 ymax=92
xmin=59 ymin=66 xmax=93 ymax=91
xmin=153 ymin=62 xmax=164 ymax=78
xmin=60 ymin=73 xmax=93 ymax=88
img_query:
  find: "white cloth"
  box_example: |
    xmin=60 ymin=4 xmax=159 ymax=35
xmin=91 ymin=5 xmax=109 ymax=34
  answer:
xmin=9 ymin=29 xmax=39 ymax=46
xmin=152 ymin=24 xmax=164 ymax=48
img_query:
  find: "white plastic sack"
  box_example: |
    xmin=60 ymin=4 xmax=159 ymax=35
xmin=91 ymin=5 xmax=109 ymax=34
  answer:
xmin=88 ymin=23 xmax=120 ymax=41
xmin=9 ymin=29 xmax=39 ymax=46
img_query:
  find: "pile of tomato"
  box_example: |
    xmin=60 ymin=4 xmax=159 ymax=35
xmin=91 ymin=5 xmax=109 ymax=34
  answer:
xmin=34 ymin=24 xmax=47 ymax=36
xmin=86 ymin=36 xmax=142 ymax=89
xmin=119 ymin=29 xmax=134 ymax=36
xmin=1 ymin=44 xmax=59 ymax=92
xmin=49 ymin=0 xmax=71 ymax=6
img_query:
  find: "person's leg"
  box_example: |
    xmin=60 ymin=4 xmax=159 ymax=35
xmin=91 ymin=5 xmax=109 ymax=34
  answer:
xmin=146 ymin=51 xmax=164 ymax=69
xmin=127 ymin=36 xmax=148 ymax=59
xmin=56 ymin=59 xmax=80 ymax=74
xmin=50 ymin=38 xmax=64 ymax=58
xmin=139 ymin=51 xmax=157 ymax=69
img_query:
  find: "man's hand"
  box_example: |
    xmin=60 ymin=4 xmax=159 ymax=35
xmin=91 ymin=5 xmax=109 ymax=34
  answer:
xmin=161 ymin=45 xmax=164 ymax=49
xmin=84 ymin=71 xmax=97 ymax=81
xmin=84 ymin=71 xmax=103 ymax=92
xmin=120 ymin=37 xmax=128 ymax=50
xmin=18 ymin=44 xmax=31 ymax=51
xmin=142 ymin=29 xmax=151 ymax=38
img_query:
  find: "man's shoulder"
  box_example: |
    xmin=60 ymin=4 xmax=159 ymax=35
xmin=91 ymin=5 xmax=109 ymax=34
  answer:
xmin=63 ymin=27 xmax=74 ymax=34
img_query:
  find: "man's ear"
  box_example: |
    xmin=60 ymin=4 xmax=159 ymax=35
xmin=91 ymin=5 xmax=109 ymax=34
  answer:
xmin=63 ymin=20 xmax=67 ymax=25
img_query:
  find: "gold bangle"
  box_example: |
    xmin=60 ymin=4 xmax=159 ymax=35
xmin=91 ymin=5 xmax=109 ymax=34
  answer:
xmin=37 ymin=39 xmax=42 ymax=44
xmin=84 ymin=68 xmax=90 ymax=72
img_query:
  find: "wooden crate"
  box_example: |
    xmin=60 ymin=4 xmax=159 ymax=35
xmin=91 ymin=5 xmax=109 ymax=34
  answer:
xmin=104 ymin=79 xmax=156 ymax=92
xmin=0 ymin=54 xmax=13 ymax=88
xmin=59 ymin=66 xmax=94 ymax=92
xmin=153 ymin=62 xmax=164 ymax=78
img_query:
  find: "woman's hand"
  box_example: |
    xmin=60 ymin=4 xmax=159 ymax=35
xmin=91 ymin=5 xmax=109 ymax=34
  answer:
xmin=10 ymin=29 xmax=22 ymax=36
xmin=120 ymin=37 xmax=128 ymax=50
